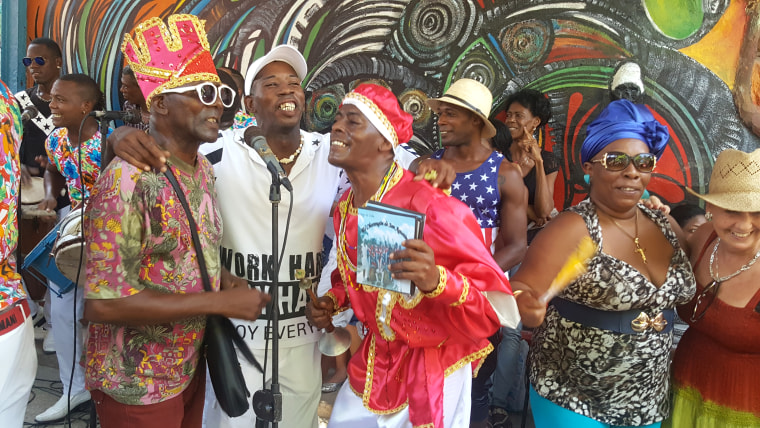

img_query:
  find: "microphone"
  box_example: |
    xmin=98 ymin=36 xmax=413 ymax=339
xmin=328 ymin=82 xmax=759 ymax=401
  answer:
xmin=88 ymin=110 xmax=143 ymax=125
xmin=21 ymin=105 xmax=39 ymax=123
xmin=244 ymin=127 xmax=293 ymax=192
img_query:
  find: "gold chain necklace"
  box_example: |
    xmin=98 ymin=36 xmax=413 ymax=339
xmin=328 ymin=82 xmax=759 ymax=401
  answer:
xmin=276 ymin=135 xmax=303 ymax=165
xmin=605 ymin=209 xmax=647 ymax=264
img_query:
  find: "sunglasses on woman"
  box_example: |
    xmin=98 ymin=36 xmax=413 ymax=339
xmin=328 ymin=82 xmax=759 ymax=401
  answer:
xmin=161 ymin=82 xmax=236 ymax=108
xmin=22 ymin=56 xmax=46 ymax=67
xmin=591 ymin=151 xmax=657 ymax=173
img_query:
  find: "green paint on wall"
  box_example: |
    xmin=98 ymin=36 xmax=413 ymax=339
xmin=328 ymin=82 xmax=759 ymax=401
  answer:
xmin=303 ymin=11 xmax=329 ymax=64
xmin=643 ymin=0 xmax=703 ymax=40
xmin=78 ymin=0 xmax=95 ymax=74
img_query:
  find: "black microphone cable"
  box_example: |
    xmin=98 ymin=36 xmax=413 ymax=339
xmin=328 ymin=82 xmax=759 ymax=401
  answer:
xmin=63 ymin=111 xmax=102 ymax=428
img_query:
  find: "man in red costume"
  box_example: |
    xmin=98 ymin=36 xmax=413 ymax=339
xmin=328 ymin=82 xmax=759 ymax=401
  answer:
xmin=307 ymin=84 xmax=520 ymax=427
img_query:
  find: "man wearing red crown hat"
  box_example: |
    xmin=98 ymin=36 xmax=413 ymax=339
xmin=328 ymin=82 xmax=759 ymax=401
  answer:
xmin=82 ymin=15 xmax=270 ymax=428
xmin=306 ymin=84 xmax=520 ymax=427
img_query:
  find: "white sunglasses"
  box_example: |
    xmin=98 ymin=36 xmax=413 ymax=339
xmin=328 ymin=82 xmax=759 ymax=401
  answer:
xmin=161 ymin=82 xmax=236 ymax=108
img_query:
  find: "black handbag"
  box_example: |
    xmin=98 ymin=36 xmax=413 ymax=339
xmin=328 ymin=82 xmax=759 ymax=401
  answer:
xmin=164 ymin=168 xmax=262 ymax=417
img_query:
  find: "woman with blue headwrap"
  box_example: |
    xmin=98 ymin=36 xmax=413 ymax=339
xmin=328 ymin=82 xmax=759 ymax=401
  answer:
xmin=512 ymin=99 xmax=695 ymax=427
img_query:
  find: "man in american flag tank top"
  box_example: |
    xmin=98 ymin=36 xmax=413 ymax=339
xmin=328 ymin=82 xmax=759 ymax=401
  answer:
xmin=425 ymin=78 xmax=528 ymax=428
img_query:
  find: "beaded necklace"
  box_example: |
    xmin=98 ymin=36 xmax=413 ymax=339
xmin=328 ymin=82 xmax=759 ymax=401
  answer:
xmin=276 ymin=136 xmax=303 ymax=165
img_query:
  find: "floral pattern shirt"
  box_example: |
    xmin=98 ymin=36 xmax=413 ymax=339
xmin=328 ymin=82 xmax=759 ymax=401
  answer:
xmin=232 ymin=109 xmax=256 ymax=129
xmin=0 ymin=79 xmax=24 ymax=309
xmin=84 ymin=154 xmax=223 ymax=405
xmin=45 ymin=127 xmax=103 ymax=205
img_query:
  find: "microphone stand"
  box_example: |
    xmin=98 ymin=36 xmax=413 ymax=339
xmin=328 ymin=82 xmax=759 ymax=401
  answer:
xmin=97 ymin=116 xmax=109 ymax=140
xmin=253 ymin=161 xmax=283 ymax=427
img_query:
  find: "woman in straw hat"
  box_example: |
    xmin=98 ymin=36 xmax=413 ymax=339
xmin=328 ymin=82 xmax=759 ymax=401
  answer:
xmin=514 ymin=99 xmax=695 ymax=428
xmin=667 ymin=148 xmax=760 ymax=428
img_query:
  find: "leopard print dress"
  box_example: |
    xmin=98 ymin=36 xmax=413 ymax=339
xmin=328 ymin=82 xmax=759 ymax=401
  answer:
xmin=528 ymin=200 xmax=695 ymax=426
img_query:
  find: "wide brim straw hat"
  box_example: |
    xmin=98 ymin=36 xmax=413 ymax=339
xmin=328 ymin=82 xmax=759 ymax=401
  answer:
xmin=427 ymin=78 xmax=497 ymax=139
xmin=686 ymin=148 xmax=760 ymax=212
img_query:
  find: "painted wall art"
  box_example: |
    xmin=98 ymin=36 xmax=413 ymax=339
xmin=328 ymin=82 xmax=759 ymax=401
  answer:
xmin=26 ymin=0 xmax=760 ymax=208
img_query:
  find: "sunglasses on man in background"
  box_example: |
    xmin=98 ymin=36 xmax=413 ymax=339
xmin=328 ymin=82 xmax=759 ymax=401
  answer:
xmin=22 ymin=57 xmax=47 ymax=67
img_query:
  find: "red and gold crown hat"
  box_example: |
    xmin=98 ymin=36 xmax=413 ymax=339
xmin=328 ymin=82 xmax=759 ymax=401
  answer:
xmin=341 ymin=83 xmax=413 ymax=147
xmin=121 ymin=14 xmax=219 ymax=110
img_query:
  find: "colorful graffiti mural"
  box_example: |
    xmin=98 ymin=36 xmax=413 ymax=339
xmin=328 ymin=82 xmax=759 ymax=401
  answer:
xmin=735 ymin=2 xmax=760 ymax=136
xmin=25 ymin=0 xmax=760 ymax=209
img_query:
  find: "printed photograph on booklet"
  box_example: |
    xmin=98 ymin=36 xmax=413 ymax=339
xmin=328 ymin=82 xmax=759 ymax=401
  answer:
xmin=356 ymin=201 xmax=425 ymax=294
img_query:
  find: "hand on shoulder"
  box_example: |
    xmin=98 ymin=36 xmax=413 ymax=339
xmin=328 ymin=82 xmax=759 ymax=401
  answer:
xmin=109 ymin=126 xmax=169 ymax=172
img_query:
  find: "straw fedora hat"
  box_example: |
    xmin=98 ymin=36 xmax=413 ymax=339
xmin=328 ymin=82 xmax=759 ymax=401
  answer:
xmin=427 ymin=78 xmax=497 ymax=139
xmin=686 ymin=148 xmax=760 ymax=212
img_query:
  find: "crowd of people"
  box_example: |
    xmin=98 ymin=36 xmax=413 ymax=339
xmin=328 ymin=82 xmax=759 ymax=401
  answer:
xmin=1 ymin=11 xmax=759 ymax=428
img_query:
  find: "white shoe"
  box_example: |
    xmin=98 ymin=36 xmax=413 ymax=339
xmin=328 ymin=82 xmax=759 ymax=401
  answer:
xmin=35 ymin=390 xmax=91 ymax=422
xmin=42 ymin=330 xmax=55 ymax=353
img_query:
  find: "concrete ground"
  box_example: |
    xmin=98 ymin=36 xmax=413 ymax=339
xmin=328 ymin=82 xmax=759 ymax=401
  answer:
xmin=25 ymin=323 xmax=532 ymax=427
xmin=23 ymin=322 xmax=336 ymax=428
xmin=25 ymin=325 xmax=91 ymax=428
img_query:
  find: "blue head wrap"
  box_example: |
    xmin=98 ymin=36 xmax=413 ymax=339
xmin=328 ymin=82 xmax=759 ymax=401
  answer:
xmin=581 ymin=99 xmax=669 ymax=163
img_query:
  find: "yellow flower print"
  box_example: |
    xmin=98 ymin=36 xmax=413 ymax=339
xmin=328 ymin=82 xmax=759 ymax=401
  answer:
xmin=106 ymin=218 xmax=122 ymax=233
xmin=89 ymin=278 xmax=109 ymax=293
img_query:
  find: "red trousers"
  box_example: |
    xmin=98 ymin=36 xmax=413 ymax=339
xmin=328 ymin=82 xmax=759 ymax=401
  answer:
xmin=91 ymin=368 xmax=205 ymax=428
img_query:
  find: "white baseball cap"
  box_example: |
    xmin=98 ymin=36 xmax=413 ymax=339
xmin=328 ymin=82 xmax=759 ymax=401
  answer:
xmin=244 ymin=45 xmax=307 ymax=95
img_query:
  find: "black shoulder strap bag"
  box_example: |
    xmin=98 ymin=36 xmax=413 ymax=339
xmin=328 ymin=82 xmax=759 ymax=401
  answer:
xmin=164 ymin=168 xmax=262 ymax=417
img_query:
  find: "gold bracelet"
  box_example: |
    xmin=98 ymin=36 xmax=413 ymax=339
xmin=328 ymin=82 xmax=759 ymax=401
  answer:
xmin=451 ymin=274 xmax=469 ymax=307
xmin=424 ymin=266 xmax=447 ymax=298
xmin=324 ymin=291 xmax=340 ymax=314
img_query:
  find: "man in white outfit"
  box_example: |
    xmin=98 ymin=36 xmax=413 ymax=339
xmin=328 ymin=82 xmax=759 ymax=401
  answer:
xmin=201 ymin=46 xmax=340 ymax=427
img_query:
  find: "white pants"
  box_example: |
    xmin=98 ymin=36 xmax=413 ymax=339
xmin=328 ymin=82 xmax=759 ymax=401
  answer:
xmin=44 ymin=288 xmax=52 ymax=328
xmin=204 ymin=341 xmax=321 ymax=428
xmin=48 ymin=205 xmax=86 ymax=397
xmin=50 ymin=283 xmax=86 ymax=396
xmin=0 ymin=316 xmax=37 ymax=427
xmin=328 ymin=364 xmax=472 ymax=428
